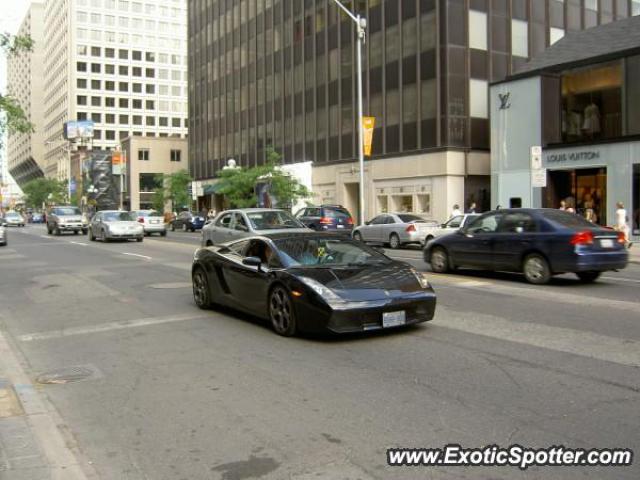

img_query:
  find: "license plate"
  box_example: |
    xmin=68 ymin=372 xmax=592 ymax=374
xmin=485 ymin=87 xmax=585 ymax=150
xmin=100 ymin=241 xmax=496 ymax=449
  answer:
xmin=151 ymin=220 xmax=159 ymax=224
xmin=382 ymin=311 xmax=406 ymax=328
xmin=337 ymin=224 xmax=344 ymax=229
xmin=600 ymin=239 xmax=614 ymax=248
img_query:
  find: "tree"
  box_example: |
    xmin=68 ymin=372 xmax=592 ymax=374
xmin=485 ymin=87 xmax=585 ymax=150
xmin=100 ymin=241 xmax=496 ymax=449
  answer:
xmin=21 ymin=178 xmax=67 ymax=209
xmin=0 ymin=34 xmax=35 ymax=147
xmin=151 ymin=174 xmax=166 ymax=213
xmin=152 ymin=170 xmax=192 ymax=212
xmin=216 ymin=146 xmax=311 ymax=209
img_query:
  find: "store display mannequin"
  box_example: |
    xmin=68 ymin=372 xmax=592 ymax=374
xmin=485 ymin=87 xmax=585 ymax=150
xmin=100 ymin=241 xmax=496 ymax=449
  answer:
xmin=582 ymin=102 xmax=601 ymax=135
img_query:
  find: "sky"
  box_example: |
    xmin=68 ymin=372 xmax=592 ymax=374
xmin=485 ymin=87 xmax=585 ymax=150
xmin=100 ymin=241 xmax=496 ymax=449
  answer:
xmin=0 ymin=0 xmax=36 ymax=192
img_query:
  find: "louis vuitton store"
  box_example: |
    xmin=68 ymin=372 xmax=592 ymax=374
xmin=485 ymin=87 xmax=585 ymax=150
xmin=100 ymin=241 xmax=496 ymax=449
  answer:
xmin=490 ymin=17 xmax=640 ymax=239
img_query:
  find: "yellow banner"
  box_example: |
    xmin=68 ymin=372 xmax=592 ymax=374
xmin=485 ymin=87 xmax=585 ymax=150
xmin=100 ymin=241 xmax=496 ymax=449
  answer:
xmin=362 ymin=116 xmax=375 ymax=157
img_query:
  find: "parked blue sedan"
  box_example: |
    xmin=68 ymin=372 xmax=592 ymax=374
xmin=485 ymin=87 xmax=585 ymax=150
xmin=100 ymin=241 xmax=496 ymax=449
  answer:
xmin=423 ymin=208 xmax=628 ymax=284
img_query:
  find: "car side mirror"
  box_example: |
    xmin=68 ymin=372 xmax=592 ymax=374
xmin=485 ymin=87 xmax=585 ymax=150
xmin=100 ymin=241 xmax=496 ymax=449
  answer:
xmin=242 ymin=256 xmax=262 ymax=268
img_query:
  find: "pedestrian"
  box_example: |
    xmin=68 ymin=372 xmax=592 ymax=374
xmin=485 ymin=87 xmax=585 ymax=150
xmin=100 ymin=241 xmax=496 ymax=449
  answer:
xmin=615 ymin=201 xmax=632 ymax=249
xmin=467 ymin=202 xmax=477 ymax=214
xmin=559 ymin=200 xmax=566 ymax=211
xmin=450 ymin=204 xmax=462 ymax=217
xmin=208 ymin=208 xmax=216 ymax=220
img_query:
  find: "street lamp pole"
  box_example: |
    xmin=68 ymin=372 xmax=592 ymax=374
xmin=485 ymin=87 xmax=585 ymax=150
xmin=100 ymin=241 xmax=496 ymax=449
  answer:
xmin=330 ymin=0 xmax=367 ymax=226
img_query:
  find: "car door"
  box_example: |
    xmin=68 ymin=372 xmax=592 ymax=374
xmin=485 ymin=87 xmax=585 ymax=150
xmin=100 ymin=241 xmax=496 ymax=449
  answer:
xmin=451 ymin=212 xmax=504 ymax=268
xmin=225 ymin=212 xmax=249 ymax=241
xmin=222 ymin=239 xmax=272 ymax=315
xmin=91 ymin=213 xmax=102 ymax=235
xmin=492 ymin=212 xmax=539 ymax=271
xmin=360 ymin=215 xmax=384 ymax=242
xmin=379 ymin=215 xmax=398 ymax=243
xmin=209 ymin=212 xmax=235 ymax=244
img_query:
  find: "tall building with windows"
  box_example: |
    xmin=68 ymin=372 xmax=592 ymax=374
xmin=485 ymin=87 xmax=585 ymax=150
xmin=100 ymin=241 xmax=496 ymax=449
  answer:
xmin=43 ymin=0 xmax=189 ymax=182
xmin=188 ymin=0 xmax=640 ymax=222
xmin=6 ymin=1 xmax=46 ymax=187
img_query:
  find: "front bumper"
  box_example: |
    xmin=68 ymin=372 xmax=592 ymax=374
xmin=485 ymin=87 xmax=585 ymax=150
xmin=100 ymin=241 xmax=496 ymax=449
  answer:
xmin=58 ymin=223 xmax=88 ymax=231
xmin=294 ymin=291 xmax=437 ymax=334
xmin=106 ymin=229 xmax=143 ymax=239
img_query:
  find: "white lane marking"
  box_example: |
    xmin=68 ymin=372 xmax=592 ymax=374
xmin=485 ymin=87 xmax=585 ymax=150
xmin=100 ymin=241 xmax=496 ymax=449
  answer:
xmin=122 ymin=252 xmax=152 ymax=260
xmin=18 ymin=313 xmax=205 ymax=342
xmin=601 ymin=276 xmax=640 ymax=284
xmin=40 ymin=235 xmax=55 ymax=240
xmin=70 ymin=241 xmax=88 ymax=246
xmin=433 ymin=307 xmax=640 ymax=368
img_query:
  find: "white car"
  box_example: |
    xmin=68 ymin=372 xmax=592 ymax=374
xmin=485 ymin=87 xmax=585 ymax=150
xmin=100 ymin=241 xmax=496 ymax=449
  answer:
xmin=0 ymin=218 xmax=8 ymax=246
xmin=133 ymin=210 xmax=167 ymax=236
xmin=423 ymin=214 xmax=481 ymax=245
xmin=3 ymin=211 xmax=25 ymax=227
xmin=352 ymin=213 xmax=439 ymax=249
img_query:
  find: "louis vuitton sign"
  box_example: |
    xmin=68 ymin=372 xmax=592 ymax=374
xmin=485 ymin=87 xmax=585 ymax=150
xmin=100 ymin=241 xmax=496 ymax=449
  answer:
xmin=546 ymin=150 xmax=601 ymax=163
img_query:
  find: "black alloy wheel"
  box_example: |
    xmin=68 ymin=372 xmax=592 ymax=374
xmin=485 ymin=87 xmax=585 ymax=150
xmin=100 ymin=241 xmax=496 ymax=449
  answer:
xmin=192 ymin=268 xmax=212 ymax=309
xmin=269 ymin=286 xmax=297 ymax=337
xmin=430 ymin=247 xmax=450 ymax=273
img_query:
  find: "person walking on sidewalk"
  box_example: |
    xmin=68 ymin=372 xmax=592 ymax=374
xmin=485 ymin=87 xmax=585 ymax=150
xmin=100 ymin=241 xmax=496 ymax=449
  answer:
xmin=450 ymin=204 xmax=462 ymax=218
xmin=615 ymin=201 xmax=632 ymax=249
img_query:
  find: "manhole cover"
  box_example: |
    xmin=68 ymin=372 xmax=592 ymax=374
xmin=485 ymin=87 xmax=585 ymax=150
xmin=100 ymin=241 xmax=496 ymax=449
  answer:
xmin=36 ymin=365 xmax=99 ymax=385
xmin=148 ymin=282 xmax=191 ymax=289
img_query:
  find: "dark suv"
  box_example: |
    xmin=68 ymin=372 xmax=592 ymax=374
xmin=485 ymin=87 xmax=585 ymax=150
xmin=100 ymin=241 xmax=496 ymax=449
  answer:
xmin=294 ymin=205 xmax=354 ymax=234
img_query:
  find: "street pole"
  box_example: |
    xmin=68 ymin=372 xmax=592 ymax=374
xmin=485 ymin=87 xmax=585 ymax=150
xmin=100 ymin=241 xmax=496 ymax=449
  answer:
xmin=67 ymin=145 xmax=72 ymax=203
xmin=330 ymin=0 xmax=367 ymax=226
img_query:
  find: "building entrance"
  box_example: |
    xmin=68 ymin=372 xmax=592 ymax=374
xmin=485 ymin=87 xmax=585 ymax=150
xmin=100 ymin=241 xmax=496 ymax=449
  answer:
xmin=545 ymin=168 xmax=607 ymax=225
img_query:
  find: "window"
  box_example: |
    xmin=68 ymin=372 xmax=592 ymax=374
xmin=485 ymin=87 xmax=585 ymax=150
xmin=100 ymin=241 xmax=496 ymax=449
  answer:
xmin=550 ymin=27 xmax=564 ymax=45
xmin=146 ymin=100 xmax=155 ymax=110
xmin=119 ymin=114 xmax=129 ymax=124
xmin=132 ymin=50 xmax=142 ymax=61
xmin=216 ymin=213 xmax=233 ymax=228
xmin=497 ymin=213 xmax=537 ymax=233
xmin=133 ymin=115 xmax=142 ymax=125
xmin=91 ymin=46 xmax=101 ymax=56
xmin=105 ymin=97 xmax=115 ymax=107
xmin=105 ymin=48 xmax=115 ymax=58
xmin=146 ymin=116 xmax=155 ymax=126
xmin=105 ymin=64 xmax=115 ymax=74
xmin=77 ymin=62 xmax=87 ymax=72
xmin=91 ymin=63 xmax=101 ymax=73
xmin=159 ymin=117 xmax=168 ymax=126
xmin=584 ymin=0 xmax=598 ymax=11
xmin=138 ymin=148 xmax=149 ymax=161
xmin=77 ymin=112 xmax=88 ymax=120
xmin=119 ymin=65 xmax=128 ymax=75
xmin=106 ymin=81 xmax=115 ymax=91
xmin=91 ymin=113 xmax=101 ymax=122
xmin=77 ymin=95 xmax=88 ymax=105
xmin=105 ymin=130 xmax=116 ymax=140
xmin=511 ymin=19 xmax=528 ymax=57
xmin=633 ymin=0 xmax=640 ymax=15
xmin=145 ymin=68 xmax=155 ymax=78
xmin=139 ymin=173 xmax=160 ymax=192
xmin=132 ymin=83 xmax=142 ymax=93
xmin=466 ymin=213 xmax=504 ymax=234
xmin=106 ymin=114 xmax=115 ymax=124
xmin=119 ymin=98 xmax=128 ymax=108
xmin=118 ymin=49 xmax=128 ymax=59
xmin=145 ymin=84 xmax=155 ymax=94
xmin=469 ymin=79 xmax=488 ymax=118
xmin=170 ymin=149 xmax=181 ymax=162
xmin=145 ymin=52 xmax=155 ymax=62
xmin=133 ymin=99 xmax=142 ymax=109
xmin=132 ymin=66 xmax=142 ymax=76
xmin=91 ymin=79 xmax=101 ymax=89
xmin=77 ymin=79 xmax=87 ymax=88
xmin=172 ymin=118 xmax=181 ymax=127
xmin=119 ymin=82 xmax=128 ymax=92
xmin=469 ymin=10 xmax=487 ymax=50
xmin=91 ymin=96 xmax=101 ymax=106
xmin=78 ymin=45 xmax=87 ymax=55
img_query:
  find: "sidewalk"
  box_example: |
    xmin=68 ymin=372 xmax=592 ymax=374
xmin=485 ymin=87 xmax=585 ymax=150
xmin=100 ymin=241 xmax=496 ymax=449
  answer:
xmin=629 ymin=245 xmax=640 ymax=264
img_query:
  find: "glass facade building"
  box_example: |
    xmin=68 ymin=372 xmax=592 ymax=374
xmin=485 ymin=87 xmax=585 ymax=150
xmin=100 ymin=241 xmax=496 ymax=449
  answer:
xmin=189 ymin=0 xmax=640 ymax=222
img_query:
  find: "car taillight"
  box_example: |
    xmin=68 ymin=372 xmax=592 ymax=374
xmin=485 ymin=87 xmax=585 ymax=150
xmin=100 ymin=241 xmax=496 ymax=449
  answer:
xmin=347 ymin=217 xmax=354 ymax=225
xmin=570 ymin=230 xmax=594 ymax=246
xmin=406 ymin=224 xmax=416 ymax=233
xmin=319 ymin=217 xmax=332 ymax=224
xmin=138 ymin=217 xmax=144 ymax=223
xmin=617 ymin=232 xmax=626 ymax=244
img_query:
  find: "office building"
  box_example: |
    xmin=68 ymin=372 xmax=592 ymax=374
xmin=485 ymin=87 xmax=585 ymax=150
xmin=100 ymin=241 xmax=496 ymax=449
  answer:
xmin=188 ymin=0 xmax=640 ymax=223
xmin=6 ymin=1 xmax=46 ymax=187
xmin=43 ymin=0 xmax=189 ymax=183
xmin=491 ymin=15 xmax=640 ymax=240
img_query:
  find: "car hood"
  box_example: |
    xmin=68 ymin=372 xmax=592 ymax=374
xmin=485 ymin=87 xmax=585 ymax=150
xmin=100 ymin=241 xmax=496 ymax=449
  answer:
xmin=105 ymin=221 xmax=142 ymax=227
xmin=255 ymin=227 xmax=311 ymax=234
xmin=293 ymin=262 xmax=427 ymax=301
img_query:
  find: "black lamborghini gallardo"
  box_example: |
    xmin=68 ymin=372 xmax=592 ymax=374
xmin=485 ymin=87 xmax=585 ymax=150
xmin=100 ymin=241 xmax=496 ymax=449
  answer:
xmin=191 ymin=232 xmax=436 ymax=336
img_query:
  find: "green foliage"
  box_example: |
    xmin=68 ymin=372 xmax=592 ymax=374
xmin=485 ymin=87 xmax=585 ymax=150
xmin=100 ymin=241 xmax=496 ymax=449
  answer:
xmin=21 ymin=178 xmax=67 ymax=209
xmin=216 ymin=146 xmax=311 ymax=209
xmin=1 ymin=34 xmax=35 ymax=148
xmin=151 ymin=174 xmax=166 ymax=213
xmin=152 ymin=170 xmax=192 ymax=212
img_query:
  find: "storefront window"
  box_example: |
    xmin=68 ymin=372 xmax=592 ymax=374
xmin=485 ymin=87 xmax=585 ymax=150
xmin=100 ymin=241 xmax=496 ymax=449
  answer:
xmin=561 ymin=61 xmax=622 ymax=143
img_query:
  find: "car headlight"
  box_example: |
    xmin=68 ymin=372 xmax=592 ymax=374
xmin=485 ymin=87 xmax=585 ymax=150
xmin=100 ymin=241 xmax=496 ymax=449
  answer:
xmin=411 ymin=269 xmax=431 ymax=289
xmin=299 ymin=277 xmax=344 ymax=304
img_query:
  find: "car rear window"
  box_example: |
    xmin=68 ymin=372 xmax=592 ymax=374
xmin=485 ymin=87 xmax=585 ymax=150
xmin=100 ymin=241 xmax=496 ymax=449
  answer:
xmin=540 ymin=210 xmax=595 ymax=228
xmin=398 ymin=214 xmax=427 ymax=223
xmin=138 ymin=211 xmax=160 ymax=217
xmin=323 ymin=207 xmax=351 ymax=219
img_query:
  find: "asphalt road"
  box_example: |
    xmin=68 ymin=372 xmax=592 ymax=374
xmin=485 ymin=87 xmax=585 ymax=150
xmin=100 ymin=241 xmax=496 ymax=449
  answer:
xmin=0 ymin=224 xmax=638 ymax=480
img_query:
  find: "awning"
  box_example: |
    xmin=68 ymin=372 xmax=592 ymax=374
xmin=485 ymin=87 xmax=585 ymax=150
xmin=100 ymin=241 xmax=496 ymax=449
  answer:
xmin=203 ymin=183 xmax=222 ymax=195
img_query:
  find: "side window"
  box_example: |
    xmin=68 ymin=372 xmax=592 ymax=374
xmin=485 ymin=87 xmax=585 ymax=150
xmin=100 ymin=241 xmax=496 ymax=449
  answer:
xmin=228 ymin=240 xmax=249 ymax=256
xmin=234 ymin=213 xmax=248 ymax=231
xmin=385 ymin=216 xmax=396 ymax=224
xmin=307 ymin=208 xmax=321 ymax=217
xmin=370 ymin=215 xmax=385 ymax=225
xmin=217 ymin=213 xmax=233 ymax=228
xmin=467 ymin=213 xmax=503 ymax=234
xmin=497 ymin=213 xmax=538 ymax=233
xmin=245 ymin=239 xmax=272 ymax=264
xmin=446 ymin=216 xmax=463 ymax=228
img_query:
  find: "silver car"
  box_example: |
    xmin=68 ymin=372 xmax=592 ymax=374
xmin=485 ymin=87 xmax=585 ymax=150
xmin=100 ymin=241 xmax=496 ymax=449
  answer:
xmin=88 ymin=210 xmax=144 ymax=242
xmin=352 ymin=213 xmax=439 ymax=249
xmin=0 ymin=218 xmax=8 ymax=246
xmin=201 ymin=208 xmax=310 ymax=246
xmin=4 ymin=211 xmax=25 ymax=227
xmin=423 ymin=213 xmax=481 ymax=244
xmin=46 ymin=206 xmax=88 ymax=235
xmin=133 ymin=210 xmax=167 ymax=236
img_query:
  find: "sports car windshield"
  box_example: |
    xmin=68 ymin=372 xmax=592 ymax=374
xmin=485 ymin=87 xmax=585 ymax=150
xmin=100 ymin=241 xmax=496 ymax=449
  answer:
xmin=247 ymin=211 xmax=304 ymax=230
xmin=274 ymin=237 xmax=390 ymax=267
xmin=103 ymin=212 xmax=135 ymax=222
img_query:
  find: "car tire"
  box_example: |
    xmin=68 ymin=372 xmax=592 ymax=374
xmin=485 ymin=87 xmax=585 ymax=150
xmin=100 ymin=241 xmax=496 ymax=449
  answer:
xmin=160 ymin=230 xmax=167 ymax=237
xmin=101 ymin=229 xmax=109 ymax=243
xmin=523 ymin=253 xmax=551 ymax=285
xmin=47 ymin=226 xmax=52 ymax=235
xmin=73 ymin=231 xmax=78 ymax=235
xmin=89 ymin=228 xmax=96 ymax=241
xmin=82 ymin=229 xmax=88 ymax=235
xmin=192 ymin=267 xmax=212 ymax=309
xmin=576 ymin=271 xmax=601 ymax=283
xmin=171 ymin=223 xmax=175 ymax=231
xmin=389 ymin=233 xmax=401 ymax=249
xmin=430 ymin=247 xmax=450 ymax=273
xmin=54 ymin=225 xmax=61 ymax=236
xmin=269 ymin=286 xmax=297 ymax=337
xmin=425 ymin=235 xmax=434 ymax=245
xmin=353 ymin=231 xmax=363 ymax=242
xmin=136 ymin=237 xmax=143 ymax=243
